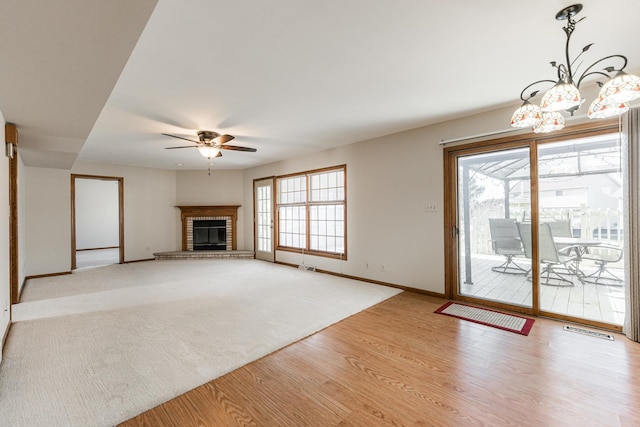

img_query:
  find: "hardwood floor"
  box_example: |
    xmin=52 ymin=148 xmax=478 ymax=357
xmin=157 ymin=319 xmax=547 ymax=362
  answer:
xmin=120 ymin=292 xmax=640 ymax=426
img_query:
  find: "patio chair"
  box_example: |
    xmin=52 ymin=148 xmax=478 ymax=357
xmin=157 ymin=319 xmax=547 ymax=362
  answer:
xmin=538 ymin=223 xmax=579 ymax=287
xmin=515 ymin=221 xmax=533 ymax=280
xmin=516 ymin=222 xmax=532 ymax=258
xmin=580 ymin=245 xmax=624 ymax=286
xmin=545 ymin=219 xmax=579 ymax=256
xmin=545 ymin=219 xmax=573 ymax=238
xmin=517 ymin=222 xmax=578 ymax=286
xmin=489 ymin=218 xmax=527 ymax=275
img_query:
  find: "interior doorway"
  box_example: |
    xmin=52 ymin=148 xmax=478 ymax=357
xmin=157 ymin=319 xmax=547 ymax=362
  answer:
xmin=71 ymin=174 xmax=124 ymax=269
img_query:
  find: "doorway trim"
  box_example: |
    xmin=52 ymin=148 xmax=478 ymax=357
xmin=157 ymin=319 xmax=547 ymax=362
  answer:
xmin=70 ymin=174 xmax=124 ymax=269
xmin=7 ymin=124 xmax=19 ymax=304
xmin=254 ymin=176 xmax=275 ymax=262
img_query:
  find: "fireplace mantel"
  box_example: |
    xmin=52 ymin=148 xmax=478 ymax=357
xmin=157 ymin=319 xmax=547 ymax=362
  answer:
xmin=177 ymin=205 xmax=240 ymax=251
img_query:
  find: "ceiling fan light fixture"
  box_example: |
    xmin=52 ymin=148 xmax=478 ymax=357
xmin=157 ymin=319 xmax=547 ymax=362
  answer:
xmin=163 ymin=131 xmax=254 ymax=163
xmin=197 ymin=146 xmax=220 ymax=159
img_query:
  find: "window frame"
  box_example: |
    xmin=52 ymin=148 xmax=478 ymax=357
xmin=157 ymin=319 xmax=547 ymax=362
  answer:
xmin=275 ymin=165 xmax=347 ymax=260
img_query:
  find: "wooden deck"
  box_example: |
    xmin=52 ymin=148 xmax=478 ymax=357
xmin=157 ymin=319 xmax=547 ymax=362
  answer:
xmin=459 ymin=254 xmax=625 ymax=325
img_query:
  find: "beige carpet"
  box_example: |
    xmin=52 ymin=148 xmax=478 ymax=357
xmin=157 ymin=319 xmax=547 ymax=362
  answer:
xmin=0 ymin=259 xmax=401 ymax=426
xmin=75 ymin=248 xmax=120 ymax=269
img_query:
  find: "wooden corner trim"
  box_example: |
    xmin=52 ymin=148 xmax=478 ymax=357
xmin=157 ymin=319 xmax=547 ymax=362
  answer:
xmin=5 ymin=123 xmax=18 ymax=145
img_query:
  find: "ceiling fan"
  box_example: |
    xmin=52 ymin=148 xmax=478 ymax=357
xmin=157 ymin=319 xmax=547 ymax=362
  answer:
xmin=162 ymin=130 xmax=257 ymax=158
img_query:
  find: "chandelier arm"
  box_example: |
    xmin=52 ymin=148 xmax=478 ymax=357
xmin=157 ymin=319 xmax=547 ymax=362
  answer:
xmin=563 ymin=23 xmax=574 ymax=81
xmin=557 ymin=64 xmax=570 ymax=82
xmin=569 ymin=43 xmax=594 ymax=71
xmin=575 ymin=54 xmax=629 ymax=88
xmin=577 ymin=71 xmax=616 ymax=86
xmin=511 ymin=5 xmax=635 ymax=130
xmin=519 ymin=79 xmax=557 ymax=101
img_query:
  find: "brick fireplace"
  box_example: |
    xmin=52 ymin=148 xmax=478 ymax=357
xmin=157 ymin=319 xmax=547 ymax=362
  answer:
xmin=177 ymin=206 xmax=240 ymax=251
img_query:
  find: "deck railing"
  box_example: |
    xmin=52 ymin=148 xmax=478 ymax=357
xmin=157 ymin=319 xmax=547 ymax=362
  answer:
xmin=472 ymin=208 xmax=623 ymax=256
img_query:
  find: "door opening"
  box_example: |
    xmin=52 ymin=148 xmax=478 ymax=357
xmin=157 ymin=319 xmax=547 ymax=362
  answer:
xmin=254 ymin=177 xmax=275 ymax=262
xmin=71 ymin=175 xmax=124 ymax=269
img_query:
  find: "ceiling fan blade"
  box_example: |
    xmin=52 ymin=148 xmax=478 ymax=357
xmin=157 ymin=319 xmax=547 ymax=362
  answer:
xmin=220 ymin=145 xmax=257 ymax=152
xmin=162 ymin=133 xmax=200 ymax=144
xmin=165 ymin=145 xmax=199 ymax=149
xmin=214 ymin=134 xmax=235 ymax=144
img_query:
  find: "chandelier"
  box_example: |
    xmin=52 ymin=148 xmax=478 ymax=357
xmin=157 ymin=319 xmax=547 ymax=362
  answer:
xmin=510 ymin=4 xmax=640 ymax=133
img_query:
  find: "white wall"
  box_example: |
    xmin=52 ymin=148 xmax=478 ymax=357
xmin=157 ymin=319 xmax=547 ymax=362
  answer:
xmin=241 ymin=103 xmax=550 ymax=294
xmin=0 ymin=111 xmax=10 ymax=362
xmin=175 ymin=169 xmax=245 ymax=249
xmin=71 ymin=162 xmax=177 ymax=261
xmin=24 ymin=166 xmax=71 ymax=276
xmin=75 ymin=178 xmax=119 ymax=249
xmin=23 ymin=162 xmax=178 ymax=275
xmin=242 ymin=128 xmax=445 ymax=293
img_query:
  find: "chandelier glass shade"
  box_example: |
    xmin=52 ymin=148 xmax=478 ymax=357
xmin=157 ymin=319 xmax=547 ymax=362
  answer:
xmin=587 ymin=96 xmax=629 ymax=119
xmin=598 ymin=72 xmax=640 ymax=103
xmin=533 ymin=112 xmax=565 ymax=134
xmin=539 ymin=81 xmax=581 ymax=112
xmin=510 ymin=101 xmax=542 ymax=128
xmin=511 ymin=4 xmax=639 ymax=132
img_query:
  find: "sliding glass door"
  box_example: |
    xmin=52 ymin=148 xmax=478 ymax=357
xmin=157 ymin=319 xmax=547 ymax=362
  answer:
xmin=445 ymin=122 xmax=626 ymax=329
xmin=455 ymin=147 xmax=533 ymax=309
xmin=537 ymin=134 xmax=626 ymax=325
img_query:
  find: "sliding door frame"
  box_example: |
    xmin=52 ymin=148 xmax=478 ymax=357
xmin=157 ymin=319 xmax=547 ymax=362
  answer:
xmin=444 ymin=120 xmax=621 ymax=330
xmin=445 ymin=139 xmax=537 ymax=315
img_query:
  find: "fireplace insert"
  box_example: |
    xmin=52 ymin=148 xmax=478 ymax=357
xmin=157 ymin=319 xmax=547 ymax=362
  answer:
xmin=193 ymin=220 xmax=226 ymax=251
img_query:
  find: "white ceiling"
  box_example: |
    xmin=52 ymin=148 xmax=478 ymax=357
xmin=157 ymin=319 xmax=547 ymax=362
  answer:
xmin=2 ymin=0 xmax=640 ymax=170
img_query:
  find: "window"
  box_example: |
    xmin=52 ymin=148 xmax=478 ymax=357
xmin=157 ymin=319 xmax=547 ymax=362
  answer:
xmin=277 ymin=166 xmax=346 ymax=258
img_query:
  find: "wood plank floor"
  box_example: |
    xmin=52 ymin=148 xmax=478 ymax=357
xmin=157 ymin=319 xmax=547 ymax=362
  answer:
xmin=120 ymin=292 xmax=640 ymax=426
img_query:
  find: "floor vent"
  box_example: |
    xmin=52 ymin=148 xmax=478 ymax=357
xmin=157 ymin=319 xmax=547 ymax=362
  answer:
xmin=298 ymin=264 xmax=316 ymax=272
xmin=563 ymin=325 xmax=615 ymax=341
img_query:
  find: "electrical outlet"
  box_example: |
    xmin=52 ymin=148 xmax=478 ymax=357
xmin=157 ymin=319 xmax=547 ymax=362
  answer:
xmin=425 ymin=202 xmax=438 ymax=212
xmin=381 ymin=265 xmax=386 ymax=272
xmin=145 ymin=247 xmax=150 ymax=252
xmin=364 ymin=262 xmax=369 ymax=269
